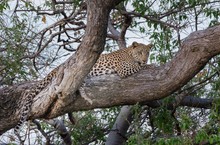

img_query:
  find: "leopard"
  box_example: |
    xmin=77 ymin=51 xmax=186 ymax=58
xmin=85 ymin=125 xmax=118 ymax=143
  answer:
xmin=14 ymin=41 xmax=152 ymax=139
xmin=89 ymin=42 xmax=153 ymax=77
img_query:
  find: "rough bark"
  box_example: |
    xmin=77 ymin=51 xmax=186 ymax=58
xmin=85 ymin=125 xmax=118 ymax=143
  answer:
xmin=0 ymin=0 xmax=123 ymax=134
xmin=105 ymin=20 xmax=130 ymax=145
xmin=73 ymin=25 xmax=220 ymax=110
xmin=1 ymin=6 xmax=220 ymax=135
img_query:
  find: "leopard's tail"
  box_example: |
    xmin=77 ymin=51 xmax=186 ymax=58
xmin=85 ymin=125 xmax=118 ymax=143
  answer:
xmin=14 ymin=91 xmax=34 ymax=138
xmin=14 ymin=67 xmax=57 ymax=140
xmin=14 ymin=77 xmax=53 ymax=139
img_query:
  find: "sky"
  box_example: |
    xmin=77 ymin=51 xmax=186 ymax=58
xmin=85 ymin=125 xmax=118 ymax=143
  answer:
xmin=0 ymin=0 xmax=215 ymax=144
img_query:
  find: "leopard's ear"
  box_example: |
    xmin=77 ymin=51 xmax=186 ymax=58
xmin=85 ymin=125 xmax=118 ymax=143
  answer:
xmin=132 ymin=41 xmax=139 ymax=47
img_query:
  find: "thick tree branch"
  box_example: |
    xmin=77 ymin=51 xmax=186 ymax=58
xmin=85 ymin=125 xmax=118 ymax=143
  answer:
xmin=145 ymin=96 xmax=213 ymax=109
xmin=1 ymin=3 xmax=220 ymax=135
xmin=67 ymin=24 xmax=220 ymax=111
xmin=0 ymin=0 xmax=124 ymax=134
xmin=105 ymin=105 xmax=132 ymax=145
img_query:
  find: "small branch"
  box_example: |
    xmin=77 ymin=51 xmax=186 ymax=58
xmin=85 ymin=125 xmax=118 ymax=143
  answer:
xmin=13 ymin=0 xmax=19 ymax=14
xmin=32 ymin=120 xmax=51 ymax=144
xmin=22 ymin=25 xmax=85 ymax=60
xmin=108 ymin=19 xmax=120 ymax=39
xmin=120 ymin=10 xmax=182 ymax=30
xmin=119 ymin=7 xmax=132 ymax=48
xmin=68 ymin=113 xmax=76 ymax=125
xmin=159 ymin=0 xmax=220 ymax=19
xmin=108 ymin=17 xmax=127 ymax=48
xmin=171 ymin=109 xmax=181 ymax=135
xmin=46 ymin=119 xmax=72 ymax=145
xmin=182 ymin=72 xmax=217 ymax=93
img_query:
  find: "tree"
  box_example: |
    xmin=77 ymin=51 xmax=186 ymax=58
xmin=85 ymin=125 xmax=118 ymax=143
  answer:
xmin=0 ymin=0 xmax=220 ymax=144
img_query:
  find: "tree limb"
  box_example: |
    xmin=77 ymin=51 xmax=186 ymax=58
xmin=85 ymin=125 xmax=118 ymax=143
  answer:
xmin=0 ymin=0 xmax=123 ymax=135
xmin=105 ymin=106 xmax=132 ymax=145
xmin=46 ymin=119 xmax=72 ymax=145
xmin=1 ymin=2 xmax=220 ymax=135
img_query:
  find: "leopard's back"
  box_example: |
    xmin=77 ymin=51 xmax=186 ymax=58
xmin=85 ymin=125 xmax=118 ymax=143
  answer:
xmin=14 ymin=41 xmax=152 ymax=139
xmin=89 ymin=42 xmax=152 ymax=78
xmin=89 ymin=49 xmax=128 ymax=76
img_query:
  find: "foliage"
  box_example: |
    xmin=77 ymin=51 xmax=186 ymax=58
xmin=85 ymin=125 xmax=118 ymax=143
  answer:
xmin=70 ymin=108 xmax=119 ymax=144
xmin=1 ymin=0 xmax=220 ymax=144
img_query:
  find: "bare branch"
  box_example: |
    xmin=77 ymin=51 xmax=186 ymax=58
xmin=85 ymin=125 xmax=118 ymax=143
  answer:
xmin=1 ymin=23 xmax=220 ymax=134
xmin=107 ymin=6 xmax=132 ymax=49
xmin=46 ymin=119 xmax=72 ymax=145
xmin=120 ymin=10 xmax=183 ymax=29
xmin=32 ymin=120 xmax=51 ymax=144
xmin=159 ymin=0 xmax=220 ymax=19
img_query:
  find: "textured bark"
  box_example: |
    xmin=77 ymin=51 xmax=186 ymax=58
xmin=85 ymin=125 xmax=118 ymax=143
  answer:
xmin=70 ymin=25 xmax=220 ymax=111
xmin=0 ymin=0 xmax=123 ymax=134
xmin=105 ymin=22 xmax=130 ymax=145
xmin=1 ymin=6 xmax=220 ymax=135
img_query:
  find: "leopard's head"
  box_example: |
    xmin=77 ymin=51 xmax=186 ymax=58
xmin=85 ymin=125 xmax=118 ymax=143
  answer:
xmin=129 ymin=41 xmax=153 ymax=66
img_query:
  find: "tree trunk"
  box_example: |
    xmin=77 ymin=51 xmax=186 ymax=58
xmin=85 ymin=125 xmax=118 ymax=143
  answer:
xmin=105 ymin=106 xmax=133 ymax=145
xmin=0 ymin=0 xmax=123 ymax=135
xmin=1 ymin=6 xmax=220 ymax=135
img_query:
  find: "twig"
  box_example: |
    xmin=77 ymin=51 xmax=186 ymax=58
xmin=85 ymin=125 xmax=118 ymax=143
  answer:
xmin=32 ymin=120 xmax=51 ymax=143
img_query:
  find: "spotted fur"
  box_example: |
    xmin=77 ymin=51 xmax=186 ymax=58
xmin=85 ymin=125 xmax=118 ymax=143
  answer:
xmin=89 ymin=42 xmax=152 ymax=77
xmin=14 ymin=41 xmax=152 ymax=138
xmin=14 ymin=68 xmax=58 ymax=137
